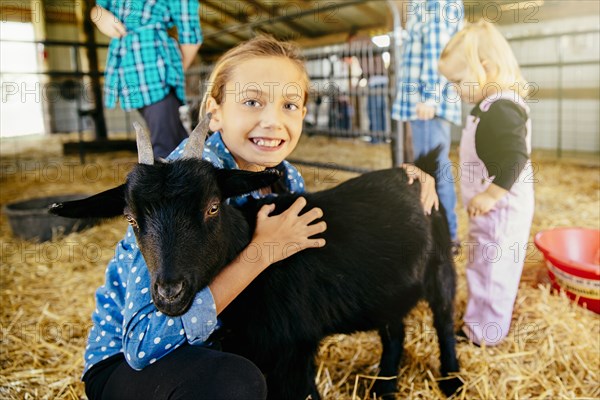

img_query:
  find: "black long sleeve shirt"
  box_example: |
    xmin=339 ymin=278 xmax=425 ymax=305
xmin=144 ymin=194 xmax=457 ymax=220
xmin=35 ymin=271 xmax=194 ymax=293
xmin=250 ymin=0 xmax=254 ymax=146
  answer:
xmin=471 ymin=99 xmax=530 ymax=191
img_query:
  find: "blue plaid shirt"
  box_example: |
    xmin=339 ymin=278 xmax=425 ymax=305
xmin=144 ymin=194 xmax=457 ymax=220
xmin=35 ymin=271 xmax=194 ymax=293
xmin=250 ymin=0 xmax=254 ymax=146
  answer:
xmin=97 ymin=0 xmax=202 ymax=110
xmin=392 ymin=0 xmax=463 ymax=125
xmin=83 ymin=133 xmax=305 ymax=376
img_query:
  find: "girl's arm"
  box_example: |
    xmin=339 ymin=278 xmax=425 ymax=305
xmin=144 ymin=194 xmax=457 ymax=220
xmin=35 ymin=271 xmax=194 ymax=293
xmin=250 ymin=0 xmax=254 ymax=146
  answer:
xmin=119 ymin=234 xmax=202 ymax=370
xmin=469 ymin=100 xmax=529 ymax=217
xmin=476 ymin=100 xmax=529 ymax=191
xmin=122 ymin=198 xmax=326 ymax=369
xmin=210 ymin=197 xmax=326 ymax=313
xmin=467 ymin=183 xmax=509 ymax=217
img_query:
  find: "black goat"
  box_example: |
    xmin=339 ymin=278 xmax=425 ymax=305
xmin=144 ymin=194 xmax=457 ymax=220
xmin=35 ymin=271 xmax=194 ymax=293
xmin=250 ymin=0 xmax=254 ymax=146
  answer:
xmin=51 ymin=116 xmax=461 ymax=399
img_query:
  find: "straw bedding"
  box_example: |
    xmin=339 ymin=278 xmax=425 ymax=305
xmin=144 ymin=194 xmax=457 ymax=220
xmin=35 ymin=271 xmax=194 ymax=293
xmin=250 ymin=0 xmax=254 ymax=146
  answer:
xmin=1 ymin=135 xmax=598 ymax=399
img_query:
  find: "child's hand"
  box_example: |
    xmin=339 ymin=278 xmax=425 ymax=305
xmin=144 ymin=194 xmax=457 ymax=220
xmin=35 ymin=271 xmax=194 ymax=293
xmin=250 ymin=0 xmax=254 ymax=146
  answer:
xmin=467 ymin=192 xmax=497 ymax=217
xmin=252 ymin=197 xmax=326 ymax=265
xmin=401 ymin=164 xmax=440 ymax=215
xmin=91 ymin=6 xmax=126 ymax=38
xmin=468 ymin=184 xmax=509 ymax=217
xmin=416 ymin=102 xmax=436 ymax=120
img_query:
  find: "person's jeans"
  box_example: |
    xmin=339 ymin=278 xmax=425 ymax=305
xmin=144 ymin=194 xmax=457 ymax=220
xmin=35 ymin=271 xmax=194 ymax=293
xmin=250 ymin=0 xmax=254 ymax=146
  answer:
xmin=367 ymin=84 xmax=387 ymax=134
xmin=410 ymin=118 xmax=458 ymax=240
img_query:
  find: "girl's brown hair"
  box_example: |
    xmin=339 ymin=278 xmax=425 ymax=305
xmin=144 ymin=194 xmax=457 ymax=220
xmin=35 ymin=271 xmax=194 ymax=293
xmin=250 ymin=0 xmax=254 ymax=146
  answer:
xmin=200 ymin=35 xmax=309 ymax=116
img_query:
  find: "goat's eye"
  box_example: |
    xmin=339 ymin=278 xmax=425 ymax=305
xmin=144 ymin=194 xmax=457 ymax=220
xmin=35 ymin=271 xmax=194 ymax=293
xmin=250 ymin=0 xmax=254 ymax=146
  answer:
xmin=125 ymin=214 xmax=138 ymax=228
xmin=207 ymin=203 xmax=219 ymax=216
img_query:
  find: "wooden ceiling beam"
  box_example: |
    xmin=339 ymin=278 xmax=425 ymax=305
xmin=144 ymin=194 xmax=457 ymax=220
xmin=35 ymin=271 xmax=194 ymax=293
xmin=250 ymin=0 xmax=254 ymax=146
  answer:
xmin=245 ymin=0 xmax=315 ymax=38
xmin=201 ymin=0 xmax=248 ymax=24
xmin=293 ymin=23 xmax=387 ymax=49
xmin=198 ymin=18 xmax=243 ymax=46
xmin=203 ymin=0 xmax=372 ymax=41
xmin=199 ymin=1 xmax=249 ymax=42
xmin=356 ymin=3 xmax=385 ymax=22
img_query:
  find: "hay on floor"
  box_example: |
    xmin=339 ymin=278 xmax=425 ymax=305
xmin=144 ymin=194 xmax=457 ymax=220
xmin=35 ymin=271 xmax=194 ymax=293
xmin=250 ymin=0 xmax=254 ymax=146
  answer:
xmin=1 ymin=136 xmax=598 ymax=399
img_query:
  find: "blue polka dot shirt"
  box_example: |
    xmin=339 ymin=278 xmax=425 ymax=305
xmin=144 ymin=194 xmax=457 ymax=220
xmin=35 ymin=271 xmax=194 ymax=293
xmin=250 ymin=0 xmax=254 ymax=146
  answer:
xmin=83 ymin=132 xmax=305 ymax=376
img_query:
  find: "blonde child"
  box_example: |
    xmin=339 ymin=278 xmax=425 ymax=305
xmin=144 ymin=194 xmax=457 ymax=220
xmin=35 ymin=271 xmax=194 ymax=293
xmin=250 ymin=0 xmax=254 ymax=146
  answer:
xmin=439 ymin=20 xmax=535 ymax=346
xmin=82 ymin=36 xmax=438 ymax=399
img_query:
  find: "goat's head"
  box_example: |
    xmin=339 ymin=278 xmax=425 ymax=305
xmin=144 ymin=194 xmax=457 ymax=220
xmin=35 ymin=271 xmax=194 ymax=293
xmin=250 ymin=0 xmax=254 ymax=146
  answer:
xmin=50 ymin=115 xmax=281 ymax=316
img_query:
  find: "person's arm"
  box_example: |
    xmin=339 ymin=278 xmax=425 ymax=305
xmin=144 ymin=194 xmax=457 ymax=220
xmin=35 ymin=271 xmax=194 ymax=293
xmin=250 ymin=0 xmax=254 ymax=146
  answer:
xmin=168 ymin=0 xmax=203 ymax=71
xmin=401 ymin=164 xmax=439 ymax=215
xmin=467 ymin=183 xmax=508 ymax=217
xmin=209 ymin=197 xmax=326 ymax=313
xmin=476 ymin=100 xmax=529 ymax=191
xmin=180 ymin=44 xmax=202 ymax=71
xmin=90 ymin=5 xmax=126 ymax=38
xmin=119 ymin=229 xmax=208 ymax=370
xmin=418 ymin=0 xmax=463 ymax=118
xmin=469 ymin=100 xmax=529 ymax=217
xmin=122 ymin=198 xmax=326 ymax=369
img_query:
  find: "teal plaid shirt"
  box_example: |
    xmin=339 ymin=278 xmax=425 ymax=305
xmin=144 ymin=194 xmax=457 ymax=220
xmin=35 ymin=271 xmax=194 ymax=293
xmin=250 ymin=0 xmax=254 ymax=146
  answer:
xmin=97 ymin=0 xmax=202 ymax=110
xmin=392 ymin=0 xmax=463 ymax=125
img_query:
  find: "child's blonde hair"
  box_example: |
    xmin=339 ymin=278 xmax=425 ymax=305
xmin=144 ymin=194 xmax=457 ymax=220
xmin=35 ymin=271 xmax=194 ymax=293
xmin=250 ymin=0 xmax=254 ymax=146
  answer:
xmin=200 ymin=35 xmax=309 ymax=116
xmin=441 ymin=19 xmax=530 ymax=98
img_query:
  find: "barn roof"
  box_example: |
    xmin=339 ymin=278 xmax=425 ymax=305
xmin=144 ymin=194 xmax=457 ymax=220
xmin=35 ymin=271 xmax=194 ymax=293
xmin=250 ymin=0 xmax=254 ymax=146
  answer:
xmin=1 ymin=1 xmax=598 ymax=55
xmin=197 ymin=0 xmax=392 ymax=56
xmin=196 ymin=0 xmax=600 ymax=56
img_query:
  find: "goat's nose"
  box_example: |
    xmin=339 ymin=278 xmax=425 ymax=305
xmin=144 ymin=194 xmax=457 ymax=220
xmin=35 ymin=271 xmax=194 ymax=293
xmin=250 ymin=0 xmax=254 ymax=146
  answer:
xmin=156 ymin=281 xmax=184 ymax=300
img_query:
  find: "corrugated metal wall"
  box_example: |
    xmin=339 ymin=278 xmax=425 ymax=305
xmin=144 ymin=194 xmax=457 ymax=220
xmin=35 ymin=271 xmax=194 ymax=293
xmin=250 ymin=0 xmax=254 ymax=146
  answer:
xmin=500 ymin=16 xmax=599 ymax=153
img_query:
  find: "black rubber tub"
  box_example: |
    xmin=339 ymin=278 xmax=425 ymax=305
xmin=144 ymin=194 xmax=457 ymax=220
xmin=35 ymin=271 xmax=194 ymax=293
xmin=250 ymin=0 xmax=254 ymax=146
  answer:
xmin=4 ymin=194 xmax=97 ymax=242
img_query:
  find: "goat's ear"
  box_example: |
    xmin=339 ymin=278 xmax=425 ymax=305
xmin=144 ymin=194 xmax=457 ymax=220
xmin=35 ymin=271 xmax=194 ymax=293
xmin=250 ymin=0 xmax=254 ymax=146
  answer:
xmin=48 ymin=185 xmax=126 ymax=219
xmin=215 ymin=169 xmax=281 ymax=199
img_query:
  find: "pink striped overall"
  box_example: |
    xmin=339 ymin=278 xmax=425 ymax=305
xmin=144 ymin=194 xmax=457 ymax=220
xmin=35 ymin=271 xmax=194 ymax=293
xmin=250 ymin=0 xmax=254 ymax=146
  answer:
xmin=460 ymin=92 xmax=535 ymax=346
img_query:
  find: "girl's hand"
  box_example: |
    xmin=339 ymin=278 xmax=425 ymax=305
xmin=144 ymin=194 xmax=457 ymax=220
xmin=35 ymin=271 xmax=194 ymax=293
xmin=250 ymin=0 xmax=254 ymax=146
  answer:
xmin=468 ymin=184 xmax=508 ymax=217
xmin=402 ymin=164 xmax=439 ymax=215
xmin=467 ymin=192 xmax=497 ymax=217
xmin=209 ymin=197 xmax=325 ymax=314
xmin=252 ymin=197 xmax=326 ymax=265
xmin=91 ymin=6 xmax=126 ymax=38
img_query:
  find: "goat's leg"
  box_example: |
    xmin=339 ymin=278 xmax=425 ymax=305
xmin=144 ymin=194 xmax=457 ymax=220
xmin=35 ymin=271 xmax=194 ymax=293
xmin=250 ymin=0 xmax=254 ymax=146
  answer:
xmin=422 ymin=213 xmax=463 ymax=397
xmin=266 ymin=344 xmax=320 ymax=400
xmin=425 ymin=260 xmax=462 ymax=397
xmin=371 ymin=324 xmax=404 ymax=399
xmin=430 ymin=301 xmax=462 ymax=396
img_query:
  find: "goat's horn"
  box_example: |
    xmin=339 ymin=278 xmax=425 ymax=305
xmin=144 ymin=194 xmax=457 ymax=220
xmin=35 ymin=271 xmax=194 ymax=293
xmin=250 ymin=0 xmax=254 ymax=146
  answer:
xmin=133 ymin=121 xmax=154 ymax=165
xmin=183 ymin=112 xmax=212 ymax=159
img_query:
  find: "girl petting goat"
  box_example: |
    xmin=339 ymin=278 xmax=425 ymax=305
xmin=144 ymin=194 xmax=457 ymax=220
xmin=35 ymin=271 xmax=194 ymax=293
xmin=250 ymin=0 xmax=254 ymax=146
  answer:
xmin=51 ymin=36 xmax=460 ymax=400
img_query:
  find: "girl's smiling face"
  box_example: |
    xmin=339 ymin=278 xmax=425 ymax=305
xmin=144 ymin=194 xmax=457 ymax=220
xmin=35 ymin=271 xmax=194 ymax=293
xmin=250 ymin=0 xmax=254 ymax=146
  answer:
xmin=207 ymin=56 xmax=307 ymax=171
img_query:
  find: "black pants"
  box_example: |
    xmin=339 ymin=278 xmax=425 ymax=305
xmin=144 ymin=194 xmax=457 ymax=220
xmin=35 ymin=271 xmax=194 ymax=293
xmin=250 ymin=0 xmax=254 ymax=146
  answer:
xmin=139 ymin=90 xmax=189 ymax=159
xmin=83 ymin=345 xmax=267 ymax=400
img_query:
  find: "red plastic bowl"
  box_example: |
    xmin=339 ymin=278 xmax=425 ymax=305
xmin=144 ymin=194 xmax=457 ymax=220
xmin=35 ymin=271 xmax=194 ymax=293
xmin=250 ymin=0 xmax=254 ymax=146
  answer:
xmin=534 ymin=228 xmax=600 ymax=314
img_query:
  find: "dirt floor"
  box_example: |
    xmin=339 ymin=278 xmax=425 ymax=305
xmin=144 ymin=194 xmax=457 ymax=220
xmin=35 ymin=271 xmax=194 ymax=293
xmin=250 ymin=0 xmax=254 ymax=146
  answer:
xmin=0 ymin=133 xmax=599 ymax=399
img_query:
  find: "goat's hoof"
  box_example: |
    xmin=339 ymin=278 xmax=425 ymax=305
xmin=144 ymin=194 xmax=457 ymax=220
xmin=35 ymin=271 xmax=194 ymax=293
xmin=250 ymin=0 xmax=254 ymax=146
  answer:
xmin=438 ymin=376 xmax=463 ymax=397
xmin=369 ymin=391 xmax=395 ymax=400
xmin=370 ymin=382 xmax=397 ymax=400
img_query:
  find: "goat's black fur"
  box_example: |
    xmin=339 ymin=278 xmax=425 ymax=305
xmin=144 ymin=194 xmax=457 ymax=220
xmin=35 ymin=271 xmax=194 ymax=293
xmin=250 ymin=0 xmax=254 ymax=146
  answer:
xmin=50 ymin=150 xmax=461 ymax=399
